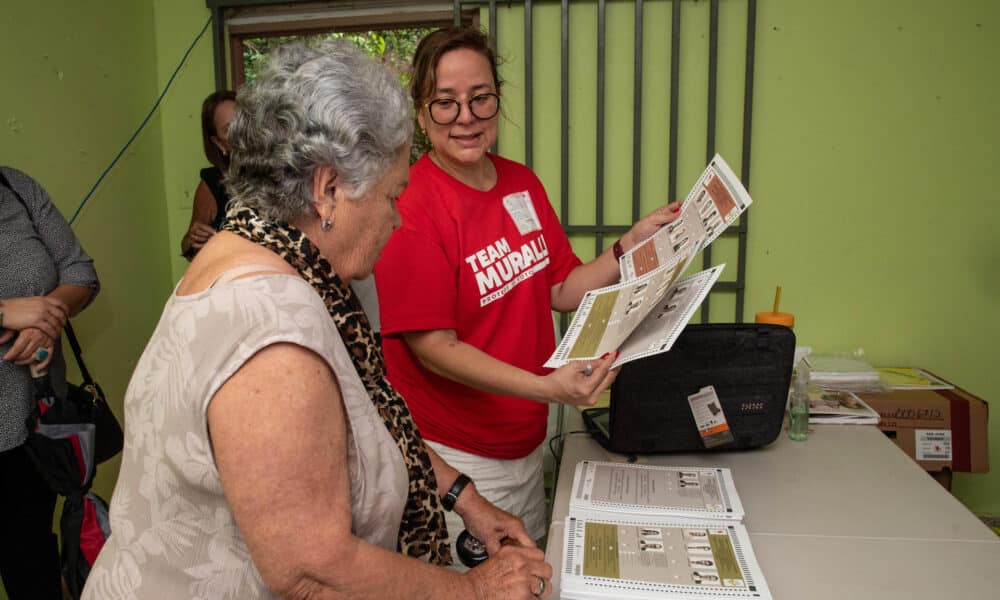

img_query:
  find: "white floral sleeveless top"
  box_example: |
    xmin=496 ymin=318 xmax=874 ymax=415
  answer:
xmin=82 ymin=274 xmax=408 ymax=599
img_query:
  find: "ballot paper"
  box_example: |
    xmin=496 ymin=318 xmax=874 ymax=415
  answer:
xmin=560 ymin=461 xmax=772 ymax=600
xmin=545 ymin=154 xmax=748 ymax=369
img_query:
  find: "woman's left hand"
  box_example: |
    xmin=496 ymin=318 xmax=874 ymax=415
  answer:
xmin=459 ymin=489 xmax=537 ymax=554
xmin=620 ymin=202 xmax=682 ymax=251
xmin=1 ymin=327 xmax=55 ymax=368
xmin=0 ymin=295 xmax=68 ymax=339
xmin=542 ymin=352 xmax=619 ymax=407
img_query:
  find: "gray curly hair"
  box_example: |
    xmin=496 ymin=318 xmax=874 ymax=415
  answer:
xmin=225 ymin=40 xmax=412 ymax=223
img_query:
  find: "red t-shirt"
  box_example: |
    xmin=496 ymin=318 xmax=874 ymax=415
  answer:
xmin=375 ymin=153 xmax=581 ymax=459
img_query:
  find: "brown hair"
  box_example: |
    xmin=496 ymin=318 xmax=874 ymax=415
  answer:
xmin=410 ymin=27 xmax=503 ymax=110
xmin=201 ymin=89 xmax=236 ymax=171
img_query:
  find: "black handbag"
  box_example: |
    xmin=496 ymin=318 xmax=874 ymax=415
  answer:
xmin=25 ymin=327 xmax=118 ymax=600
xmin=63 ymin=322 xmax=124 ymax=464
xmin=1 ymin=169 xmax=123 ymax=463
xmin=583 ymin=323 xmax=796 ymax=454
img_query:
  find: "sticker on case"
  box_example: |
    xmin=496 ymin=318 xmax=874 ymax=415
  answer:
xmin=688 ymin=386 xmax=735 ymax=449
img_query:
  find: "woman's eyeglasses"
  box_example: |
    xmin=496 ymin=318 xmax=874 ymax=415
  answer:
xmin=426 ymin=93 xmax=500 ymax=125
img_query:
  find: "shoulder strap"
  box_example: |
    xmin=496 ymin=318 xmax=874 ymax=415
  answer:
xmin=1 ymin=169 xmax=93 ymax=385
xmin=63 ymin=322 xmax=94 ymax=385
xmin=210 ymin=263 xmax=287 ymax=287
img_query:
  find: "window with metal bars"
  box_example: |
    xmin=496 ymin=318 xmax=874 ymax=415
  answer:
xmin=206 ymin=0 xmax=756 ymax=324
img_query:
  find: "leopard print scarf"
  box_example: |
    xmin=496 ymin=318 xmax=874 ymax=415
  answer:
xmin=223 ymin=204 xmax=452 ymax=565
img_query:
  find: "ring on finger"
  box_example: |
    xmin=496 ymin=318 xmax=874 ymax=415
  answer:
xmin=533 ymin=577 xmax=546 ymax=597
xmin=582 ymin=364 xmax=594 ymax=377
xmin=35 ymin=347 xmax=50 ymax=362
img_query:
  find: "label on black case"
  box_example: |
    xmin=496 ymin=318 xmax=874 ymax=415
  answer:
xmin=688 ymin=386 xmax=735 ymax=448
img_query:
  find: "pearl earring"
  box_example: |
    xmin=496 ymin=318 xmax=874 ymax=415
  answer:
xmin=321 ymin=218 xmax=333 ymax=231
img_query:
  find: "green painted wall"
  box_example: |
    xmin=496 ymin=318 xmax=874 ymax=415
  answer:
xmin=749 ymin=0 xmax=999 ymax=514
xmin=488 ymin=0 xmax=999 ymax=515
xmin=0 ymin=0 xmax=174 ymax=502
xmin=152 ymin=0 xmax=222 ymax=282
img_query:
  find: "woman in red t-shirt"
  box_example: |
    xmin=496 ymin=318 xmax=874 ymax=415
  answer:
xmin=376 ymin=27 xmax=679 ymax=546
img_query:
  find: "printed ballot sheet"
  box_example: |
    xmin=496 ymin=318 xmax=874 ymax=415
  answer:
xmin=545 ymin=154 xmax=749 ymax=370
xmin=560 ymin=517 xmax=770 ymax=600
xmin=544 ymin=259 xmax=723 ymax=369
xmin=560 ymin=461 xmax=771 ymax=600
xmin=615 ymin=265 xmax=724 ymax=366
xmin=570 ymin=461 xmax=744 ymax=521
xmin=619 ymin=154 xmax=751 ymax=282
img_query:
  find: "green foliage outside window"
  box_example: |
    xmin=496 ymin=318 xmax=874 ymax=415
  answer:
xmin=242 ymin=28 xmax=435 ymax=163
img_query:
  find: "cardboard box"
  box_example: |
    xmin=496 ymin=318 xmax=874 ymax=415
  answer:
xmin=859 ymin=379 xmax=989 ymax=478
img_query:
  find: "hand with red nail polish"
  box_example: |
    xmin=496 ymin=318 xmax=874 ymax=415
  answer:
xmin=616 ymin=202 xmax=683 ymax=255
xmin=543 ymin=350 xmax=620 ymax=406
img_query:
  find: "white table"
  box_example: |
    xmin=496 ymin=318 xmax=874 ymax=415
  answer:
xmin=544 ymin=409 xmax=1000 ymax=599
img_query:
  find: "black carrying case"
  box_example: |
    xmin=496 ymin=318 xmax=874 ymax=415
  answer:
xmin=583 ymin=323 xmax=795 ymax=454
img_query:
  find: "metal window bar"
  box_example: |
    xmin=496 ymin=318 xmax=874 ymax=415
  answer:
xmin=632 ymin=0 xmax=644 ymax=226
xmin=701 ymin=0 xmax=719 ymax=319
xmin=596 ymin=0 xmax=606 ymax=258
xmin=668 ymin=0 xmax=681 ymax=206
xmin=737 ymin=0 xmax=758 ymax=323
xmin=523 ymin=0 xmax=533 ymax=168
xmin=210 ymin=5 xmax=227 ymax=90
xmin=559 ymin=0 xmax=570 ymax=334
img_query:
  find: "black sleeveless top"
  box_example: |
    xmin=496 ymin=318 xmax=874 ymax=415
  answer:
xmin=199 ymin=167 xmax=230 ymax=229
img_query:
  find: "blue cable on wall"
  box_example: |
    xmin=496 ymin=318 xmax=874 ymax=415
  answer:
xmin=69 ymin=15 xmax=213 ymax=226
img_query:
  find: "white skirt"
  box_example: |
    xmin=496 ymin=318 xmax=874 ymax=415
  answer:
xmin=426 ymin=440 xmax=547 ymax=564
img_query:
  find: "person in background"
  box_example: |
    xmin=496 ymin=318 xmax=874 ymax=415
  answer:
xmin=0 ymin=167 xmax=100 ymax=600
xmin=83 ymin=41 xmax=550 ymax=599
xmin=180 ymin=89 xmax=236 ymax=259
xmin=375 ymin=27 xmax=681 ymax=545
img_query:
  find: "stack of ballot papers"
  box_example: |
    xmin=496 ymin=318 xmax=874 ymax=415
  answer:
xmin=803 ymin=354 xmax=881 ymax=392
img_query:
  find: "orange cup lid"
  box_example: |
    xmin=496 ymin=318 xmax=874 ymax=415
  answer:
xmin=755 ymin=311 xmax=794 ymax=327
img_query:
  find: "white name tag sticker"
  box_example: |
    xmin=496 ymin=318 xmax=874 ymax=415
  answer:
xmin=688 ymin=386 xmax=734 ymax=449
xmin=503 ymin=191 xmax=542 ymax=235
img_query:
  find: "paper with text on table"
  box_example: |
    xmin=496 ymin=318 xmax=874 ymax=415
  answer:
xmin=569 ymin=461 xmax=745 ymax=521
xmin=806 ymin=388 xmax=880 ymax=425
xmin=560 ymin=460 xmax=771 ymax=600
xmin=560 ymin=516 xmax=771 ymax=600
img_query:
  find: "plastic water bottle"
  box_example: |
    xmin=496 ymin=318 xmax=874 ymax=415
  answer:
xmin=788 ymin=365 xmax=809 ymax=441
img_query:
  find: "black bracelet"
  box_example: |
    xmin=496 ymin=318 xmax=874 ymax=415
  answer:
xmin=442 ymin=473 xmax=472 ymax=511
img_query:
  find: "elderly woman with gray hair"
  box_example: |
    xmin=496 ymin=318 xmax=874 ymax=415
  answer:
xmin=82 ymin=41 xmax=551 ymax=600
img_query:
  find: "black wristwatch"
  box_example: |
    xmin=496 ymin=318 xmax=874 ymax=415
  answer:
xmin=441 ymin=473 xmax=472 ymax=511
